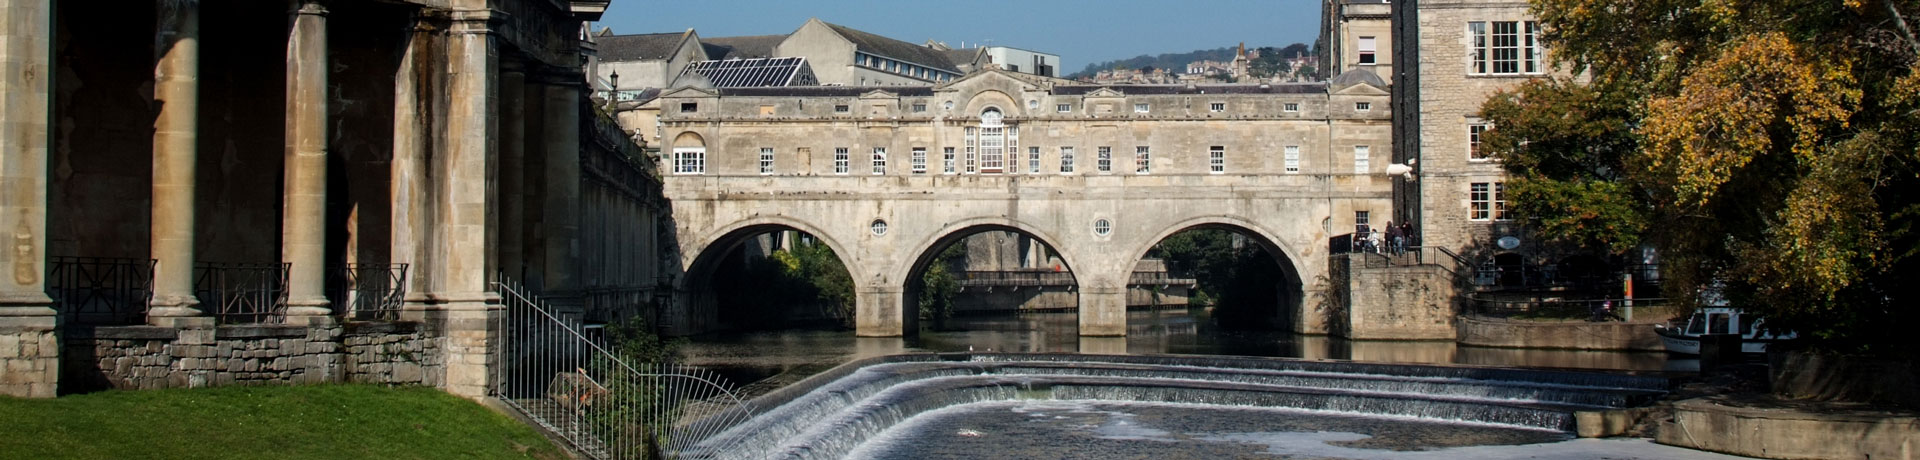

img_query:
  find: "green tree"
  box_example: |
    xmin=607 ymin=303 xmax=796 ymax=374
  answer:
xmin=1487 ymin=0 xmax=1920 ymax=354
xmin=916 ymin=244 xmax=967 ymax=330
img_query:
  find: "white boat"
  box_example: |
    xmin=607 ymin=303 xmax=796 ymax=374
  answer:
xmin=1653 ymin=308 xmax=1797 ymax=355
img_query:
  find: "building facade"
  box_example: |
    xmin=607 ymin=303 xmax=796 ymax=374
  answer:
xmin=1323 ymin=0 xmax=1394 ymax=83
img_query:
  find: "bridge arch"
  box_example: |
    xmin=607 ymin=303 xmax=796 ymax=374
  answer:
xmin=678 ymin=216 xmax=865 ymax=333
xmin=894 ymin=216 xmax=1087 ymax=335
xmin=1124 ymin=215 xmax=1309 ymax=332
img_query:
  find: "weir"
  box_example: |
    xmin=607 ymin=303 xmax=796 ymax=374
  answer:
xmin=676 ymin=353 xmax=1670 ymax=460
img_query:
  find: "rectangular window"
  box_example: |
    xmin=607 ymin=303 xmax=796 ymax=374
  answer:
xmin=1470 ymin=21 xmax=1542 ymax=75
xmin=834 ymin=104 xmax=850 ymax=113
xmin=680 ymin=102 xmax=698 ymax=113
xmin=912 ymin=147 xmax=928 ymax=174
xmin=872 ymin=147 xmax=887 ymax=175
xmin=1496 ymin=182 xmax=1510 ymax=220
xmin=672 ymin=148 xmax=705 ymax=174
xmin=1468 ymin=123 xmax=1491 ymax=161
xmin=1358 ymin=36 xmax=1377 ymax=65
xmin=834 ymin=147 xmax=850 ymax=174
xmin=1028 ymin=146 xmax=1041 ymax=173
xmin=1209 ymin=102 xmax=1226 ymax=112
xmin=1471 ymin=182 xmax=1492 ymax=220
xmin=1283 ymin=102 xmax=1300 ymax=112
xmin=1060 ymin=146 xmax=1076 ymax=173
xmin=759 ymin=147 xmax=774 ymax=175
xmin=1356 ymin=211 xmax=1371 ymax=234
xmin=1209 ymin=146 xmax=1225 ymax=174
xmin=1097 ymin=146 xmax=1113 ymax=172
xmin=1134 ymin=103 xmax=1150 ymax=113
xmin=1355 ymin=102 xmax=1372 ymax=111
xmin=1284 ymin=145 xmax=1301 ymax=173
xmin=1353 ymin=145 xmax=1371 ymax=174
xmin=942 ymin=147 xmax=957 ymax=174
xmin=912 ymin=103 xmax=927 ymax=112
xmin=1057 ymin=103 xmax=1072 ymax=113
xmin=1135 ymin=146 xmax=1151 ymax=174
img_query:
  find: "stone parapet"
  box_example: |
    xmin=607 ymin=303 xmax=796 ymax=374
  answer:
xmin=1657 ymin=396 xmax=1919 ymax=459
xmin=61 ymin=322 xmax=443 ymax=393
xmin=1456 ymin=315 xmax=1664 ymax=351
xmin=1337 ymin=254 xmax=1458 ymax=340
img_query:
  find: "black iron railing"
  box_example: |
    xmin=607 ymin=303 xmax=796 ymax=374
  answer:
xmin=46 ymin=256 xmax=155 ymax=325
xmin=1472 ymin=296 xmax=1670 ymax=320
xmin=194 ymin=262 xmax=290 ymax=324
xmin=954 ymin=271 xmax=1197 ymax=288
xmin=330 ymin=263 xmax=408 ymax=321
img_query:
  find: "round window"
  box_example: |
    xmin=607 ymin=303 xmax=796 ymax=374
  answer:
xmin=943 ymin=100 xmax=955 ymax=110
xmin=1093 ymin=219 xmax=1112 ymax=236
xmin=871 ymin=219 xmax=889 ymax=236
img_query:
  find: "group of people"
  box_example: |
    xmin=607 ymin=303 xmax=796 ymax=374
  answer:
xmin=1354 ymin=221 xmax=1416 ymax=255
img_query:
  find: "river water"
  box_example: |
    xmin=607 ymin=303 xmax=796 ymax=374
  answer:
xmin=679 ymin=308 xmax=1680 ymax=389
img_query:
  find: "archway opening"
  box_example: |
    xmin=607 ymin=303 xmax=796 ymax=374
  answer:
xmin=684 ymin=225 xmax=856 ymax=334
xmin=1128 ymin=225 xmax=1303 ymax=356
xmin=902 ymin=226 xmax=1079 ymax=352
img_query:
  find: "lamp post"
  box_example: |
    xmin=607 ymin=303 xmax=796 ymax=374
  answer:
xmin=605 ymin=70 xmax=620 ymax=111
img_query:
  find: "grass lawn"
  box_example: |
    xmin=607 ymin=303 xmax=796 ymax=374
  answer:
xmin=0 ymin=384 xmax=566 ymax=460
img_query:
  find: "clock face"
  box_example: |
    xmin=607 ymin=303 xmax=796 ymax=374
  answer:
xmin=1497 ymin=236 xmax=1521 ymax=250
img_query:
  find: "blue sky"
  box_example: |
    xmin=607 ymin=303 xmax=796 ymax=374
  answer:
xmin=593 ymin=0 xmax=1324 ymax=75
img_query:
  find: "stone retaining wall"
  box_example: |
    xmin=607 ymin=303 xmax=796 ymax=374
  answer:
xmin=1456 ymin=314 xmax=1663 ymax=351
xmin=0 ymin=325 xmax=60 ymax=397
xmin=62 ymin=322 xmax=444 ymax=393
xmin=1657 ymin=397 xmax=1918 ymax=460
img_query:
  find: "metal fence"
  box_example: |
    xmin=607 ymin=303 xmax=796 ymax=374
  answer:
xmin=194 ymin=262 xmax=290 ymax=324
xmin=330 ymin=263 xmax=408 ymax=321
xmin=46 ymin=256 xmax=155 ymax=325
xmin=1472 ymin=296 xmax=1670 ymax=320
xmin=494 ymin=278 xmax=753 ymax=459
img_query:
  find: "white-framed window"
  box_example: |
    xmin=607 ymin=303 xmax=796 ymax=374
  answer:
xmin=834 ymin=147 xmax=850 ymax=174
xmin=1355 ymin=210 xmax=1371 ymax=234
xmin=872 ymin=147 xmax=887 ymax=175
xmin=1358 ymin=36 xmax=1377 ymax=65
xmin=942 ymin=147 xmax=956 ymax=174
xmin=672 ymin=148 xmax=706 ymax=174
xmin=834 ymin=104 xmax=850 ymax=113
xmin=1135 ymin=146 xmax=1151 ymax=174
xmin=1353 ymin=145 xmax=1370 ymax=174
xmin=1284 ymin=145 xmax=1301 ymax=173
xmin=1027 ymin=99 xmax=1039 ymax=110
xmin=1283 ymin=102 xmax=1300 ymax=112
xmin=758 ymin=147 xmax=774 ymax=175
xmin=1469 ymin=21 xmax=1543 ymax=75
xmin=1209 ymin=102 xmax=1226 ymax=112
xmin=1209 ymin=146 xmax=1225 ymax=174
xmin=911 ymin=147 xmax=928 ymax=174
xmin=1134 ymin=103 xmax=1150 ymax=113
xmin=912 ymin=103 xmax=927 ymax=112
xmin=1470 ymin=182 xmax=1510 ymax=220
xmin=1097 ymin=146 xmax=1113 ymax=172
xmin=1028 ymin=146 xmax=1041 ymax=173
xmin=1355 ymin=102 xmax=1372 ymax=111
xmin=1057 ymin=103 xmax=1072 ymax=113
xmin=1468 ymin=122 xmax=1492 ymax=161
xmin=1060 ymin=146 xmax=1076 ymax=173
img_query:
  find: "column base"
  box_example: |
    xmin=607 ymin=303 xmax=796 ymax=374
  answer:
xmin=148 ymin=314 xmax=215 ymax=329
xmin=0 ymin=306 xmax=60 ymax=398
xmin=285 ymin=299 xmax=334 ymax=326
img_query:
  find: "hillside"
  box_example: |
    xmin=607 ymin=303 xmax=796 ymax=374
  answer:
xmin=1069 ymin=43 xmax=1313 ymax=79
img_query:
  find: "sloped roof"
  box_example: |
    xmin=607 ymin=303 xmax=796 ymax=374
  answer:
xmin=821 ymin=21 xmax=960 ymax=72
xmin=1051 ymin=83 xmax=1328 ymax=95
xmin=599 ymin=32 xmax=689 ymax=61
xmin=714 ymin=86 xmax=938 ymax=97
xmin=1329 ymin=69 xmax=1388 ymax=88
xmin=943 ymin=48 xmax=983 ymax=68
xmin=702 ymin=34 xmax=786 ymax=60
xmin=679 ymin=57 xmax=818 ymax=87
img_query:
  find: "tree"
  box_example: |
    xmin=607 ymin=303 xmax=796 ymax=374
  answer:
xmin=1487 ymin=0 xmax=1920 ymax=354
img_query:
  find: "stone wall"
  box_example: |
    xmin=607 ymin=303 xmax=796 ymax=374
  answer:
xmin=0 ymin=326 xmax=60 ymax=398
xmin=1456 ymin=315 xmax=1663 ymax=351
xmin=1339 ymin=255 xmax=1457 ymax=340
xmin=61 ymin=322 xmax=443 ymax=393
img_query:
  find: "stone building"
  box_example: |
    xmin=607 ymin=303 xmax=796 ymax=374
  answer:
xmin=0 ymin=0 xmax=665 ymax=398
xmin=1322 ymin=0 xmax=1393 ymax=82
xmin=647 ymin=69 xmax=1396 ymax=337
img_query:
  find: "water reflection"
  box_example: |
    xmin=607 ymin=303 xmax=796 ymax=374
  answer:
xmin=679 ymin=309 xmax=1675 ymax=388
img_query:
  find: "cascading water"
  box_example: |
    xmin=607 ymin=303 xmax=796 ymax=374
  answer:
xmin=678 ymin=353 xmax=1670 ymax=460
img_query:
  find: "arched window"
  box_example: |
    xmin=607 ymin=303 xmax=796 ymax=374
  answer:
xmin=967 ymin=108 xmax=1017 ymax=174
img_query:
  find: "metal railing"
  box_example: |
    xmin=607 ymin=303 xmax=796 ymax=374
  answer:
xmin=494 ymin=278 xmax=752 ymax=459
xmin=955 ymin=270 xmax=1198 ymax=288
xmin=194 ymin=262 xmax=290 ymax=325
xmin=46 ymin=256 xmax=155 ymax=325
xmin=1472 ymin=296 xmax=1670 ymax=320
xmin=330 ymin=263 xmax=408 ymax=321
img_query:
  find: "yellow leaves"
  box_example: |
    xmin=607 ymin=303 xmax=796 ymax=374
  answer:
xmin=1639 ymin=32 xmax=1859 ymax=208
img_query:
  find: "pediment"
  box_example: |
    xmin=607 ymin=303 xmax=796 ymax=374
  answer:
xmin=858 ymin=89 xmax=899 ymax=99
xmin=1332 ymin=81 xmax=1389 ymax=96
xmin=658 ymin=86 xmax=718 ymax=98
xmin=1082 ymin=87 xmax=1125 ymax=98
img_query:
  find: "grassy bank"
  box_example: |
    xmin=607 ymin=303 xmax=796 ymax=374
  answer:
xmin=0 ymin=384 xmax=564 ymax=460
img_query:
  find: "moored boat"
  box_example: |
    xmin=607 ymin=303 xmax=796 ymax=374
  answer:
xmin=1653 ymin=308 xmax=1797 ymax=355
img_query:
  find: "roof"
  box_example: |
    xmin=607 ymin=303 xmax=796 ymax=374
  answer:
xmin=702 ymin=34 xmax=786 ymax=60
xmin=942 ymin=48 xmax=983 ymax=67
xmin=679 ymin=58 xmax=818 ymax=87
xmin=1329 ymin=69 xmax=1388 ymax=88
xmin=822 ymin=21 xmax=960 ymax=72
xmin=1052 ymin=83 xmax=1328 ymax=95
xmin=712 ymin=86 xmax=938 ymax=97
xmin=598 ymin=32 xmax=690 ymax=61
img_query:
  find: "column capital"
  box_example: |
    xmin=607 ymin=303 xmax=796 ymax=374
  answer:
xmin=449 ymin=8 xmax=507 ymax=35
xmin=292 ymin=0 xmax=328 ymax=16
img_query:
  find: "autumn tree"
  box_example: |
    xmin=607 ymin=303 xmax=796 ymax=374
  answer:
xmin=1485 ymin=0 xmax=1920 ymax=353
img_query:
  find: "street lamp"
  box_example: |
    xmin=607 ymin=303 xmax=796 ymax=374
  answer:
xmin=606 ymin=70 xmax=621 ymax=110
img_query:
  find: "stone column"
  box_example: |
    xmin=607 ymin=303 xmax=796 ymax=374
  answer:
xmin=148 ymin=0 xmax=209 ymax=327
xmin=539 ymin=78 xmax=582 ymax=309
xmin=391 ymin=12 xmax=443 ymax=312
xmin=497 ymin=65 xmax=526 ymax=283
xmin=436 ymin=9 xmax=501 ymax=399
xmin=0 ymin=0 xmax=59 ymax=398
xmin=1077 ymin=282 xmax=1128 ymax=337
xmin=282 ymin=0 xmax=332 ymax=325
xmin=855 ymin=285 xmax=906 ymax=337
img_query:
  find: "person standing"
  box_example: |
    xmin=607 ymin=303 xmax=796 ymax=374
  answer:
xmin=1386 ymin=220 xmax=1402 ymax=255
